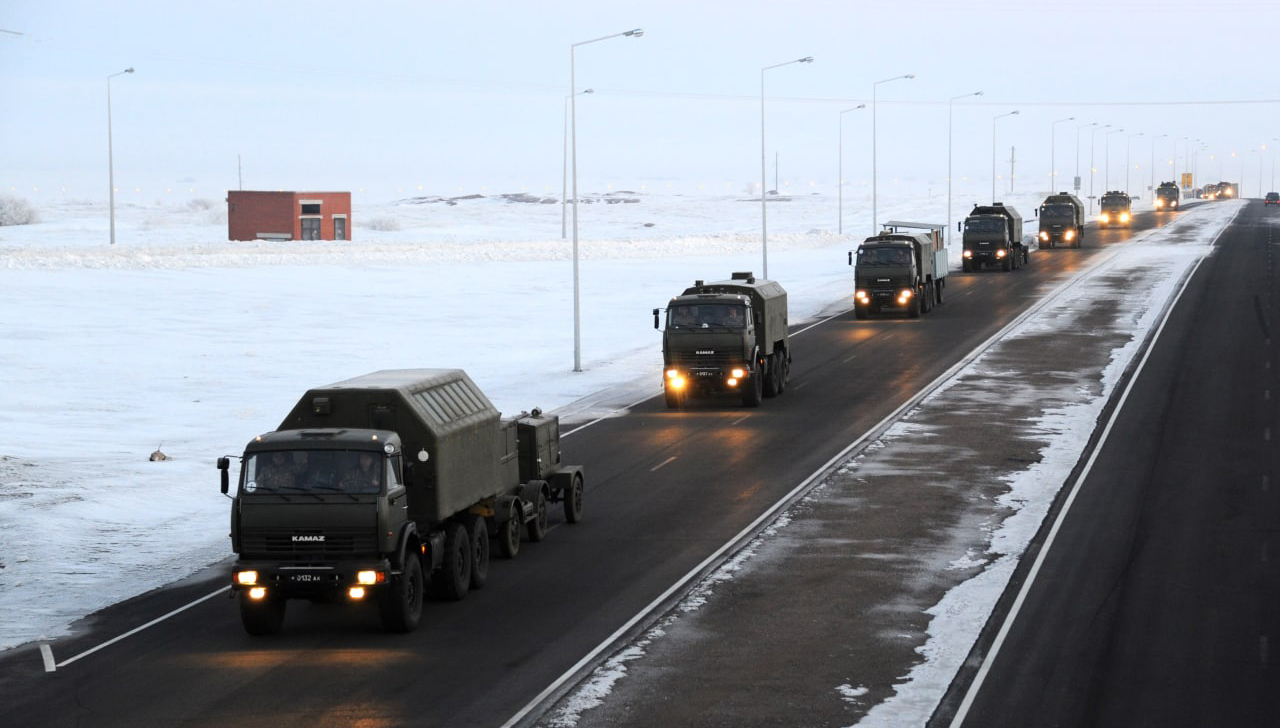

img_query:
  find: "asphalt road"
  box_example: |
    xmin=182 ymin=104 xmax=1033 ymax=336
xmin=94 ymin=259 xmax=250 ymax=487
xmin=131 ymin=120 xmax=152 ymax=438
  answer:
xmin=0 ymin=205 xmax=1190 ymax=728
xmin=948 ymin=199 xmax=1279 ymax=726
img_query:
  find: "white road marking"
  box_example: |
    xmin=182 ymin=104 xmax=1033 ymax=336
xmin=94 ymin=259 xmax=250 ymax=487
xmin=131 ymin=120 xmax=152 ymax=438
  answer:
xmin=731 ymin=415 xmax=751 ymax=426
xmin=40 ymin=644 xmax=55 ymax=673
xmin=650 ymin=457 xmax=677 ymax=472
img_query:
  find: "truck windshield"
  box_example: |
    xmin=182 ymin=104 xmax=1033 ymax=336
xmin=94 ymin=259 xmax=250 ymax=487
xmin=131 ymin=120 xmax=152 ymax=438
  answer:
xmin=1041 ymin=204 xmax=1074 ymax=216
xmin=668 ymin=303 xmax=747 ymax=329
xmin=856 ymin=247 xmax=911 ymax=267
xmin=243 ymin=450 xmax=386 ymax=495
xmin=964 ymin=218 xmax=1004 ymax=233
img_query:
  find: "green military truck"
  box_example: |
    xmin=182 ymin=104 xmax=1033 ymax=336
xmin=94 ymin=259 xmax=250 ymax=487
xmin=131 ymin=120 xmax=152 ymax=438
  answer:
xmin=962 ymin=202 xmax=1026 ymax=272
xmin=1098 ymin=191 xmax=1132 ymax=228
xmin=654 ymin=272 xmax=789 ymax=408
xmin=217 ymin=369 xmax=585 ymax=635
xmin=848 ymin=221 xmax=947 ymax=319
xmin=1155 ymin=181 xmax=1180 ymax=211
xmin=1037 ymin=193 xmax=1085 ymax=249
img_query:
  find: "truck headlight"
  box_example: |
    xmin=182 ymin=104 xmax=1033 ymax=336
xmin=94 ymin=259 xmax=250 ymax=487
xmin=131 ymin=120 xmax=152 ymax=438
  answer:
xmin=730 ymin=367 xmax=746 ymax=378
xmin=1120 ymin=213 xmax=1130 ymax=222
xmin=1039 ymin=231 xmax=1049 ymax=241
xmin=1100 ymin=213 xmax=1110 ymax=223
xmin=962 ymin=250 xmax=973 ymax=258
xmin=1065 ymin=230 xmax=1075 ymax=240
xmin=855 ymin=289 xmax=869 ymax=303
xmin=897 ymin=289 xmax=913 ymax=304
xmin=996 ymin=249 xmax=1007 ymax=258
xmin=236 ymin=570 xmax=259 ymax=586
xmin=357 ymin=570 xmax=382 ymax=585
xmin=348 ymin=587 xmax=367 ymax=600
xmin=1155 ymin=199 xmax=1163 ymax=208
xmin=247 ymin=586 xmax=268 ymax=600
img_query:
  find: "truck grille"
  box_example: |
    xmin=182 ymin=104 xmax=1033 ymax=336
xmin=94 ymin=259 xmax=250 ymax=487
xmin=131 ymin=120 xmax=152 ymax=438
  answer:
xmin=240 ymin=527 xmax=377 ymax=561
xmin=670 ymin=351 xmax=735 ymax=367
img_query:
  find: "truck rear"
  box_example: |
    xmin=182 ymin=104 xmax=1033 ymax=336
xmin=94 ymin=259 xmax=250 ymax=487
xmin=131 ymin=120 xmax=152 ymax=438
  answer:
xmin=849 ymin=221 xmax=947 ymax=319
xmin=1037 ymin=193 xmax=1085 ymax=248
xmin=654 ymin=272 xmax=790 ymax=408
xmin=218 ymin=369 xmax=584 ymax=635
xmin=962 ymin=203 xmax=1026 ymax=272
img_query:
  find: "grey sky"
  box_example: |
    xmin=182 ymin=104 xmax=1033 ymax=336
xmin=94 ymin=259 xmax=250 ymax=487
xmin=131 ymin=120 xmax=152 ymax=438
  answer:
xmin=3 ymin=0 xmax=1277 ymax=201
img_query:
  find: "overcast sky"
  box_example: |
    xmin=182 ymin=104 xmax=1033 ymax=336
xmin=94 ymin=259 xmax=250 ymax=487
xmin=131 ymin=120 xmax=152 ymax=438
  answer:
xmin=3 ymin=0 xmax=1278 ymax=201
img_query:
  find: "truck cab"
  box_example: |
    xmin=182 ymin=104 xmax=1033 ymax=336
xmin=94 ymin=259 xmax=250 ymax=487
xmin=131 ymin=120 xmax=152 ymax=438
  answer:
xmin=1037 ymin=193 xmax=1085 ymax=249
xmin=1155 ymin=182 xmax=1180 ymax=211
xmin=850 ymin=223 xmax=946 ymax=319
xmin=963 ymin=203 xmax=1026 ymax=272
xmin=1099 ymin=191 xmax=1132 ymax=227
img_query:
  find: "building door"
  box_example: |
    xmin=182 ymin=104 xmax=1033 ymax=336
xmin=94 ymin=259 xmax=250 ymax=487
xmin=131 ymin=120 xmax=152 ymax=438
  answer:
xmin=334 ymin=217 xmax=347 ymax=241
xmin=301 ymin=217 xmax=321 ymax=240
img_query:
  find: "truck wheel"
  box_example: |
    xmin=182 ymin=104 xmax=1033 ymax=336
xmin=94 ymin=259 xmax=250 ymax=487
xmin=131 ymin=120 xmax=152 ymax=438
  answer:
xmin=498 ymin=503 xmax=521 ymax=559
xmin=527 ymin=488 xmax=549 ymax=542
xmin=468 ymin=516 xmax=490 ymax=590
xmin=1001 ymin=255 xmax=1012 ymax=272
xmin=239 ymin=592 xmax=286 ymax=636
xmin=854 ymin=305 xmax=867 ymax=320
xmin=563 ymin=473 xmax=584 ymax=524
xmin=908 ymin=294 xmax=921 ymax=319
xmin=962 ymin=260 xmax=971 ymax=273
xmin=663 ymin=387 xmax=683 ymax=409
xmin=741 ymin=363 xmax=763 ymax=407
xmin=433 ymin=521 xmax=471 ymax=601
xmin=775 ymin=351 xmax=788 ymax=395
xmin=935 ymin=280 xmax=945 ymax=305
xmin=379 ymin=554 xmax=424 ymax=633
xmin=763 ymin=353 xmax=780 ymax=398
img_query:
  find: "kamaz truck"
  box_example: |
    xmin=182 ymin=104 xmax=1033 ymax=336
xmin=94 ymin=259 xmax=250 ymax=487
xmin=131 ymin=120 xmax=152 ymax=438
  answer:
xmin=1036 ymin=193 xmax=1085 ymax=249
xmin=1216 ymin=182 xmax=1239 ymax=200
xmin=1155 ymin=181 xmax=1180 ymax=211
xmin=217 ymin=369 xmax=585 ymax=635
xmin=962 ymin=203 xmax=1026 ymax=272
xmin=1099 ymin=191 xmax=1132 ymax=227
xmin=849 ymin=221 xmax=947 ymax=319
xmin=654 ymin=272 xmax=789 ymax=408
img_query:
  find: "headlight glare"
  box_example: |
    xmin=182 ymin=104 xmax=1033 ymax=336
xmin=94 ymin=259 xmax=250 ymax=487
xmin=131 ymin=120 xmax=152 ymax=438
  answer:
xmin=236 ymin=570 xmax=259 ymax=586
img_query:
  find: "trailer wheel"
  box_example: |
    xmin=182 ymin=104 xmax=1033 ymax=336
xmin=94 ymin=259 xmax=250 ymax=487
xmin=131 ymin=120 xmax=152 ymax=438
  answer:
xmin=433 ymin=521 xmax=471 ymax=601
xmin=563 ymin=474 xmax=584 ymax=524
xmin=527 ymin=488 xmax=548 ymax=542
xmin=498 ymin=502 xmax=521 ymax=559
xmin=379 ymin=553 xmax=424 ymax=633
xmin=239 ymin=592 xmax=286 ymax=636
xmin=467 ymin=516 xmax=490 ymax=590
xmin=775 ymin=350 xmax=788 ymax=395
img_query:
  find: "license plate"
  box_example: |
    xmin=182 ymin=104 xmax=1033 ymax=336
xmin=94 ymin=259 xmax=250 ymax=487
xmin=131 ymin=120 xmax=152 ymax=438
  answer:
xmin=290 ymin=573 xmax=325 ymax=583
xmin=694 ymin=371 xmax=715 ymax=377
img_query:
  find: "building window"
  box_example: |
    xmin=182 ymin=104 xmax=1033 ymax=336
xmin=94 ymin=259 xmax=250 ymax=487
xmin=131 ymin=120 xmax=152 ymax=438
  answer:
xmin=301 ymin=203 xmax=321 ymax=214
xmin=301 ymin=218 xmax=321 ymax=240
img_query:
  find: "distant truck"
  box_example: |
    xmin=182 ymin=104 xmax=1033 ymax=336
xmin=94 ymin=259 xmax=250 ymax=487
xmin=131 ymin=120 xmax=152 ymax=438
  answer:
xmin=1099 ymin=191 xmax=1133 ymax=228
xmin=218 ymin=369 xmax=585 ymax=635
xmin=654 ymin=272 xmax=789 ymax=408
xmin=1202 ymin=183 xmax=1220 ymax=200
xmin=848 ymin=221 xmax=948 ymax=319
xmin=1036 ymin=192 xmax=1085 ymax=249
xmin=1216 ymin=182 xmax=1239 ymax=200
xmin=962 ymin=203 xmax=1026 ymax=272
xmin=1155 ymin=182 xmax=1181 ymax=211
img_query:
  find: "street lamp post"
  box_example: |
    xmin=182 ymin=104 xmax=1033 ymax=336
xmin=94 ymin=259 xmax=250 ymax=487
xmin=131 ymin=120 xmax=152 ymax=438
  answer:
xmin=948 ymin=90 xmax=983 ymax=248
xmin=570 ymin=28 xmax=642 ymax=373
xmin=107 ymin=67 xmax=134 ymax=245
xmin=1150 ymin=133 xmax=1167 ymax=195
xmin=1076 ymin=122 xmax=1098 ymax=193
xmin=1126 ymin=132 xmax=1143 ymax=197
xmin=1272 ymin=139 xmax=1278 ymax=191
xmin=1050 ymin=116 xmax=1074 ymax=193
xmin=1089 ymin=124 xmax=1111 ymax=214
xmin=837 ymin=103 xmax=866 ymax=235
xmin=562 ymin=89 xmax=593 ymax=238
xmin=872 ymin=73 xmax=914 ymax=233
xmin=992 ymin=110 xmax=1019 ymax=201
xmin=1104 ymin=127 xmax=1124 ymax=191
xmin=761 ymin=56 xmax=814 ymax=277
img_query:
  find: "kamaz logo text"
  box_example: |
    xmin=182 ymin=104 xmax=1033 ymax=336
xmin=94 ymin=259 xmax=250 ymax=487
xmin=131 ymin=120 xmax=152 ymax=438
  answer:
xmin=695 ymin=350 xmax=716 ymax=355
xmin=292 ymin=535 xmax=325 ymax=542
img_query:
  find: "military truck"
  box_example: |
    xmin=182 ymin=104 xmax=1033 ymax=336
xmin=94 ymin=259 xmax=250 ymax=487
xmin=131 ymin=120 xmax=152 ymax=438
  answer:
xmin=848 ymin=221 xmax=947 ymax=319
xmin=1155 ymin=182 xmax=1180 ymax=211
xmin=653 ymin=272 xmax=789 ymax=408
xmin=217 ymin=369 xmax=585 ymax=635
xmin=962 ymin=203 xmax=1026 ymax=272
xmin=1098 ymin=191 xmax=1132 ymax=228
xmin=1036 ymin=193 xmax=1085 ymax=249
xmin=1216 ymin=181 xmax=1239 ymax=200
xmin=1202 ymin=183 xmax=1219 ymax=200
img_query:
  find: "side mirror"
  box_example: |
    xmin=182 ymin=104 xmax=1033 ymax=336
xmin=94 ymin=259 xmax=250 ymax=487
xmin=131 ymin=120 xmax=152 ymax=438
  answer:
xmin=847 ymin=251 xmax=853 ymax=266
xmin=217 ymin=456 xmax=230 ymax=495
xmin=652 ymin=308 xmax=660 ymax=330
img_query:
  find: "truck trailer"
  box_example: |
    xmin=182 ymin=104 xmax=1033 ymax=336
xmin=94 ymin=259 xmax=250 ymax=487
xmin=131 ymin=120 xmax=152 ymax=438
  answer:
xmin=217 ymin=369 xmax=585 ymax=635
xmin=654 ymin=272 xmax=790 ymax=408
xmin=849 ymin=221 xmax=947 ymax=319
xmin=962 ymin=203 xmax=1026 ymax=272
xmin=1037 ymin=193 xmax=1085 ymax=249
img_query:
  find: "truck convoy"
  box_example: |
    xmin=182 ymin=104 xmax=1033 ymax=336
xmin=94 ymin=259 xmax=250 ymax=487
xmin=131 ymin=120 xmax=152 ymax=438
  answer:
xmin=654 ymin=272 xmax=789 ymax=408
xmin=217 ymin=369 xmax=585 ymax=635
xmin=1155 ymin=181 xmax=1181 ymax=211
xmin=1098 ymin=191 xmax=1133 ymax=228
xmin=849 ymin=221 xmax=948 ymax=318
xmin=1037 ymin=193 xmax=1085 ymax=249
xmin=962 ymin=203 xmax=1026 ymax=272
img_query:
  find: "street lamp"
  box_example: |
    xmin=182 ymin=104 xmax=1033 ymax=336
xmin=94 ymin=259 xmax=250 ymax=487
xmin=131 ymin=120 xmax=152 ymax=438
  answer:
xmin=761 ymin=56 xmax=813 ymax=278
xmin=570 ymin=28 xmax=642 ymax=373
xmin=1076 ymin=122 xmax=1098 ymax=193
xmin=837 ymin=103 xmax=866 ymax=235
xmin=1050 ymin=116 xmax=1074 ymax=192
xmin=562 ymin=88 xmax=593 ymax=238
xmin=107 ymin=67 xmax=134 ymax=245
xmin=872 ymin=73 xmax=914 ymax=232
xmin=1088 ymin=124 xmax=1111 ymax=214
xmin=1125 ymin=132 xmax=1143 ymax=196
xmin=1104 ymin=127 xmax=1124 ymax=191
xmin=948 ymin=90 xmax=983 ymax=248
xmin=992 ymin=110 xmax=1019 ymax=201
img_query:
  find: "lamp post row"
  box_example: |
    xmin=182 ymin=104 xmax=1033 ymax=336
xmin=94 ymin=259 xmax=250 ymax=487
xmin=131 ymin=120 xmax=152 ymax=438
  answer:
xmin=107 ymin=67 xmax=135 ymax=246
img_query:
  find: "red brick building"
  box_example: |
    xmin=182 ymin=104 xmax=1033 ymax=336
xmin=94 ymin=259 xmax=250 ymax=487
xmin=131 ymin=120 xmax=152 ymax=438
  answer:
xmin=226 ymin=191 xmax=352 ymax=241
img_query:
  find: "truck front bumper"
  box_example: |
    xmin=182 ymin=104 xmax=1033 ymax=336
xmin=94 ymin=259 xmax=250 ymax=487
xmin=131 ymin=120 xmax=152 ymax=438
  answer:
xmin=664 ymin=364 xmax=752 ymax=395
xmin=231 ymin=558 xmax=394 ymax=601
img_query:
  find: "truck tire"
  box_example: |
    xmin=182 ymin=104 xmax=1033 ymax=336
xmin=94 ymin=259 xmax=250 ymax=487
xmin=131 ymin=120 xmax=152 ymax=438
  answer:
xmin=741 ymin=363 xmax=763 ymax=407
xmin=962 ymin=259 xmax=972 ymax=273
xmin=775 ymin=351 xmax=789 ymax=395
xmin=433 ymin=521 xmax=471 ymax=601
xmin=763 ymin=353 xmax=780 ymax=398
xmin=498 ymin=502 xmax=521 ymax=559
xmin=854 ymin=305 xmax=867 ymax=320
xmin=908 ymin=293 xmax=921 ymax=319
xmin=1001 ymin=255 xmax=1012 ymax=272
xmin=239 ymin=592 xmax=286 ymax=636
xmin=379 ymin=554 xmax=424 ymax=633
xmin=663 ymin=387 xmax=682 ymax=409
xmin=935 ymin=280 xmax=945 ymax=305
xmin=468 ymin=516 xmax=490 ymax=590
xmin=563 ymin=473 xmax=584 ymax=524
xmin=526 ymin=488 xmax=548 ymax=542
